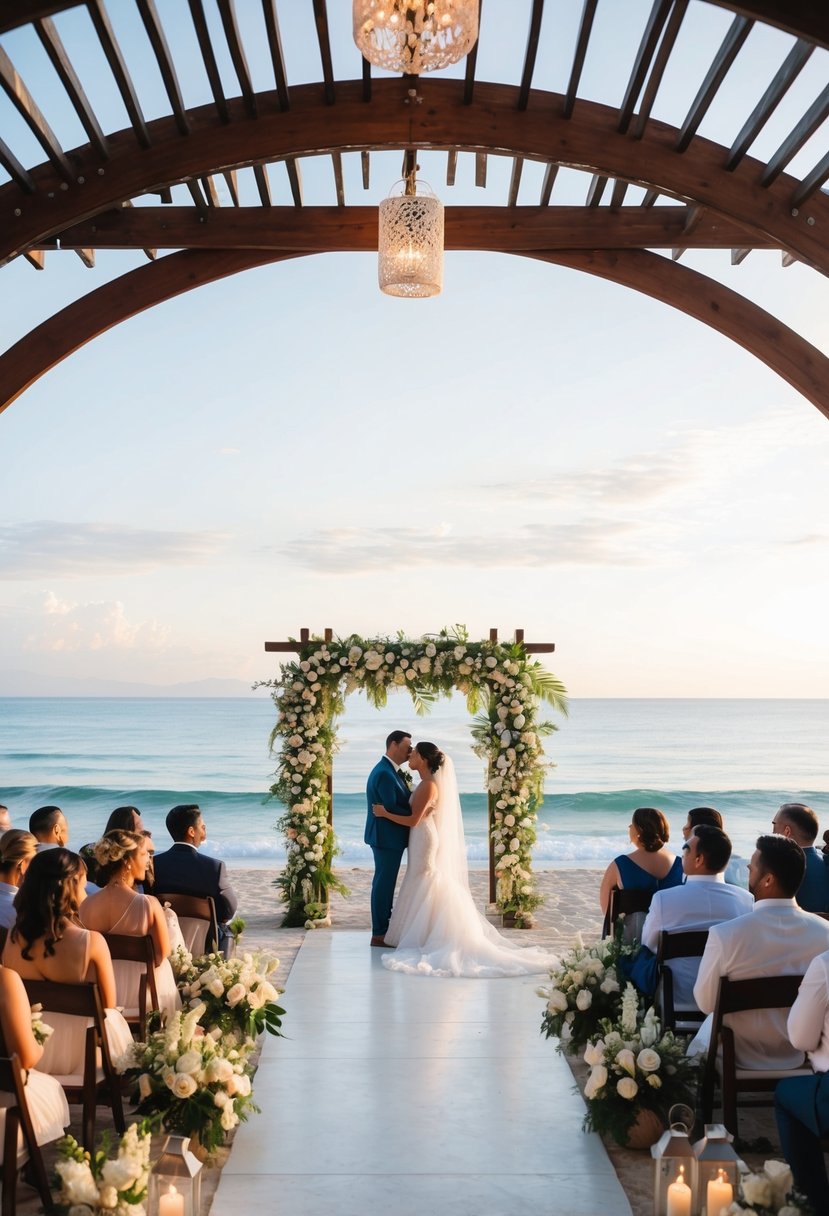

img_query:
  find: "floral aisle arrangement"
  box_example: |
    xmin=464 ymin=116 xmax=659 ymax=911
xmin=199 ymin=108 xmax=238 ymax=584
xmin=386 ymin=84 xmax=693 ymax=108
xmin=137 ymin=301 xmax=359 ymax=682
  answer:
xmin=259 ymin=625 xmax=567 ymax=926
xmin=580 ymin=990 xmax=699 ymax=1147
xmin=724 ymin=1161 xmax=809 ymax=1215
xmin=54 ymin=1123 xmax=151 ymax=1216
xmin=539 ymin=930 xmax=631 ymax=1055
xmin=176 ymin=951 xmax=285 ymax=1041
xmin=118 ymin=1002 xmax=258 ymax=1155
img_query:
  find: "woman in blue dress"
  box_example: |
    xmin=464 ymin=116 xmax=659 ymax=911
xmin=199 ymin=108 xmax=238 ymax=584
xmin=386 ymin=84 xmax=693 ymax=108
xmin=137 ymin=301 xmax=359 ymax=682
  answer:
xmin=599 ymin=807 xmax=682 ymax=938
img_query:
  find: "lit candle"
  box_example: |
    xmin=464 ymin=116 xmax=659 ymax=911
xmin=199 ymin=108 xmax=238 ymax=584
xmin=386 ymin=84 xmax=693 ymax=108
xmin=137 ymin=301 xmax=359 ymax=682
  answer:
xmin=666 ymin=1166 xmax=692 ymax=1216
xmin=159 ymin=1183 xmax=185 ymax=1216
xmin=707 ymin=1168 xmax=733 ymax=1216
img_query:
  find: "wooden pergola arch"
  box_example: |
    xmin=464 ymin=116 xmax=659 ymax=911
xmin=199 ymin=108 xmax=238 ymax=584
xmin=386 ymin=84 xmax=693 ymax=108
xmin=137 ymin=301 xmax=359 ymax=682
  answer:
xmin=1 ymin=1 xmax=828 ymax=417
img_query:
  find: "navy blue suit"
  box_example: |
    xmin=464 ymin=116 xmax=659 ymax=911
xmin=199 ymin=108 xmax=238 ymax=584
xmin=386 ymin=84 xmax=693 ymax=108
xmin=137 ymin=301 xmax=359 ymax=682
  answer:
xmin=796 ymin=846 xmax=829 ymax=914
xmin=365 ymin=756 xmax=412 ymax=937
xmin=150 ymin=842 xmax=238 ymax=953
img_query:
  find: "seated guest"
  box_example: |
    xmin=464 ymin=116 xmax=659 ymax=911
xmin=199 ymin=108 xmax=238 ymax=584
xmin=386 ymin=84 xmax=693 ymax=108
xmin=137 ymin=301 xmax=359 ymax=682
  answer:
xmin=691 ymin=834 xmax=829 ymax=1068
xmin=79 ymin=830 xmax=180 ymax=1021
xmin=149 ymin=804 xmax=237 ymax=956
xmin=0 ymin=830 xmax=38 ymax=929
xmin=28 ymin=805 xmax=68 ymax=852
xmin=104 ymin=806 xmax=145 ymax=835
xmin=0 ymin=965 xmax=70 ymax=1163
xmin=682 ymin=805 xmax=747 ymax=888
xmin=0 ymin=805 xmax=11 ymax=833
xmin=772 ymin=802 xmax=829 ymax=914
xmin=774 ymin=947 xmax=829 ymax=1213
xmin=635 ymin=826 xmax=753 ymax=1005
xmin=1 ymin=848 xmax=133 ymax=1072
xmin=599 ymin=807 xmax=682 ymax=937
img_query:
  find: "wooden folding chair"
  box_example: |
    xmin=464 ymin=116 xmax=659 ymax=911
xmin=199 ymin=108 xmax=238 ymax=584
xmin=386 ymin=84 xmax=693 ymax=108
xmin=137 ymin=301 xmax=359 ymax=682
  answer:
xmin=655 ymin=928 xmax=709 ymax=1031
xmin=0 ymin=1049 xmax=55 ymax=1216
xmin=604 ymin=887 xmax=654 ymax=939
xmin=155 ymin=893 xmax=219 ymax=956
xmin=102 ymin=933 xmax=160 ymax=1038
xmin=19 ymin=980 xmax=125 ymax=1150
xmin=700 ymin=973 xmax=810 ymax=1138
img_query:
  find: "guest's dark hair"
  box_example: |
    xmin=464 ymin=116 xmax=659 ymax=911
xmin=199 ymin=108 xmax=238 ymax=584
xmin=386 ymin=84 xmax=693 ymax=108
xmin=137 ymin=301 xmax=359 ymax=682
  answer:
xmin=386 ymin=730 xmax=412 ymax=749
xmin=10 ymin=848 xmax=86 ymax=959
xmin=28 ymin=805 xmax=62 ymax=838
xmin=415 ymin=742 xmax=445 ymax=774
xmin=692 ymin=825 xmax=732 ymax=873
xmin=688 ymin=806 xmax=723 ymax=831
xmin=754 ymin=833 xmax=806 ymax=897
xmin=105 ymin=806 xmax=142 ymax=834
xmin=93 ymin=829 xmax=145 ymax=885
xmin=632 ymin=807 xmax=670 ymax=853
xmin=166 ymin=804 xmax=201 ymax=842
xmin=777 ymin=803 xmax=819 ymax=845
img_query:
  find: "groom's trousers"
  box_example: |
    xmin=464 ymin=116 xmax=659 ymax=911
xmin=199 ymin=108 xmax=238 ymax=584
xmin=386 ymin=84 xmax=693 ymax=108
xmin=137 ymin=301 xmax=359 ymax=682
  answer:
xmin=774 ymin=1072 xmax=829 ymax=1213
xmin=370 ymin=845 xmax=404 ymax=937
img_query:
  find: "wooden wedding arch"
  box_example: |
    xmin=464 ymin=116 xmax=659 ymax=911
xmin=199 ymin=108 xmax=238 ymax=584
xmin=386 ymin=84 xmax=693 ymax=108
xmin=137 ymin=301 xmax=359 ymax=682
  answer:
xmin=0 ymin=0 xmax=828 ymax=417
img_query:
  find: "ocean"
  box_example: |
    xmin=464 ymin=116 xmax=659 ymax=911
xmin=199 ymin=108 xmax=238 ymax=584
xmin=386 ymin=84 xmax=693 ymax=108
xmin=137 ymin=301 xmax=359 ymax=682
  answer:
xmin=2 ymin=695 xmax=828 ymax=870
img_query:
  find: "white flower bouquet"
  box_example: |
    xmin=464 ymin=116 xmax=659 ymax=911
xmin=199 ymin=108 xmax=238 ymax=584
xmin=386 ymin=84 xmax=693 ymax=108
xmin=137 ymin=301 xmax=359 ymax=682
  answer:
xmin=118 ymin=1002 xmax=259 ymax=1155
xmin=723 ymin=1160 xmax=809 ymax=1215
xmin=580 ymin=993 xmax=699 ymax=1147
xmin=539 ymin=931 xmax=632 ymax=1055
xmin=176 ymin=950 xmax=285 ymax=1041
xmin=30 ymin=1002 xmax=54 ymax=1046
xmin=54 ymin=1122 xmax=151 ymax=1216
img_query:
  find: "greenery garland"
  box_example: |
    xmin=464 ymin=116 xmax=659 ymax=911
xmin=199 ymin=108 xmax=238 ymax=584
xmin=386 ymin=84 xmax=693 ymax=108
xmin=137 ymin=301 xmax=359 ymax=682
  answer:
xmin=259 ymin=626 xmax=568 ymax=927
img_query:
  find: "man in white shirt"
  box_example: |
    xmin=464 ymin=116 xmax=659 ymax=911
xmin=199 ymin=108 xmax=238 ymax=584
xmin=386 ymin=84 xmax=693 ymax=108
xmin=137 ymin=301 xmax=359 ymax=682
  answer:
xmin=642 ymin=826 xmax=753 ymax=1011
xmin=692 ymin=834 xmax=829 ymax=1069
xmin=774 ymin=948 xmax=829 ymax=1213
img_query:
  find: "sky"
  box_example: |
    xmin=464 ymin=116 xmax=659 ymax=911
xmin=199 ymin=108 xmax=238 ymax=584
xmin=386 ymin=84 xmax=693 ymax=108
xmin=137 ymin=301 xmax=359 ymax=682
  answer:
xmin=1 ymin=1 xmax=828 ymax=699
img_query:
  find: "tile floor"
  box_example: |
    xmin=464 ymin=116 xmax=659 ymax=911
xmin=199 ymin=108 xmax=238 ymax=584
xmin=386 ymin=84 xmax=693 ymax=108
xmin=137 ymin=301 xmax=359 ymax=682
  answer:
xmin=212 ymin=932 xmax=631 ymax=1215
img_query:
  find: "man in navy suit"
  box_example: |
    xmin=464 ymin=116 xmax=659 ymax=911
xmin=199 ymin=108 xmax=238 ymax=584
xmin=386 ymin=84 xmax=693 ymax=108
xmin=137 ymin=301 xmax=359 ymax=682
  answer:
xmin=150 ymin=804 xmax=238 ymax=955
xmin=365 ymin=731 xmax=412 ymax=946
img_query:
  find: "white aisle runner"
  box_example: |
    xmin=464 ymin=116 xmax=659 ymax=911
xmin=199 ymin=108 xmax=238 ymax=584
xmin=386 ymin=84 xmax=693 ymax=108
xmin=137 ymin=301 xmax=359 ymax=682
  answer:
xmin=212 ymin=931 xmax=632 ymax=1215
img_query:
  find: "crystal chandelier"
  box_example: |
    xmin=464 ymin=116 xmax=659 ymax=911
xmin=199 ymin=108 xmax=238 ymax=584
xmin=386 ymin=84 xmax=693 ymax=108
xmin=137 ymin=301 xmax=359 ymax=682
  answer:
xmin=353 ymin=1 xmax=479 ymax=75
xmin=378 ymin=172 xmax=444 ymax=298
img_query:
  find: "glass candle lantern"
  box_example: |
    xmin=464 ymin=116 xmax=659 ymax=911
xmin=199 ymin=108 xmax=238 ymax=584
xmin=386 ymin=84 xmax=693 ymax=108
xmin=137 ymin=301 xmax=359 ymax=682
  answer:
xmin=693 ymin=1124 xmax=740 ymax=1215
xmin=652 ymin=1125 xmax=698 ymax=1215
xmin=149 ymin=1135 xmax=202 ymax=1216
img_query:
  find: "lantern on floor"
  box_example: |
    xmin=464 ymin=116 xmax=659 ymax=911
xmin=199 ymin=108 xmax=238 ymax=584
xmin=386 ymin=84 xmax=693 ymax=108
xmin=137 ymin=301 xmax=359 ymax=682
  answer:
xmin=353 ymin=1 xmax=478 ymax=74
xmin=652 ymin=1109 xmax=698 ymax=1215
xmin=378 ymin=175 xmax=444 ymax=298
xmin=693 ymin=1124 xmax=740 ymax=1215
xmin=149 ymin=1135 xmax=202 ymax=1216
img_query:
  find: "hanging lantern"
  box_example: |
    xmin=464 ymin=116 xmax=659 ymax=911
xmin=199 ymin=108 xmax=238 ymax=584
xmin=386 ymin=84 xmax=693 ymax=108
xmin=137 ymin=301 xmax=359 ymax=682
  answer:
xmin=353 ymin=1 xmax=479 ymax=74
xmin=148 ymin=1135 xmax=203 ymax=1216
xmin=693 ymin=1124 xmax=740 ymax=1215
xmin=652 ymin=1109 xmax=698 ymax=1215
xmin=378 ymin=177 xmax=444 ymax=298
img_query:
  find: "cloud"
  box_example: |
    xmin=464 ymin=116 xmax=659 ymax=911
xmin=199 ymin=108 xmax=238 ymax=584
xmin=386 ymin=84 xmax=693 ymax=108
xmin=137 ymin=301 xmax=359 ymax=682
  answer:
xmin=782 ymin=534 xmax=829 ymax=547
xmin=0 ymin=521 xmax=227 ymax=579
xmin=22 ymin=592 xmax=171 ymax=653
xmin=279 ymin=520 xmax=644 ymax=572
xmin=486 ymin=459 xmax=689 ymax=506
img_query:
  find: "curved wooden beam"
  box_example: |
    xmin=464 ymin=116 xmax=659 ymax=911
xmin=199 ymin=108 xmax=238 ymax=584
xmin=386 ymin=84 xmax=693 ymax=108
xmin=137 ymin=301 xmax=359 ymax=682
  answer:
xmin=2 ymin=80 xmax=827 ymax=272
xmin=1 ymin=244 xmax=826 ymax=421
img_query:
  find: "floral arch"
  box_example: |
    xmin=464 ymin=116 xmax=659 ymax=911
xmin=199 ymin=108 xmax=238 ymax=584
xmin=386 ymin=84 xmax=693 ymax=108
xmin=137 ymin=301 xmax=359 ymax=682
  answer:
xmin=260 ymin=627 xmax=568 ymax=928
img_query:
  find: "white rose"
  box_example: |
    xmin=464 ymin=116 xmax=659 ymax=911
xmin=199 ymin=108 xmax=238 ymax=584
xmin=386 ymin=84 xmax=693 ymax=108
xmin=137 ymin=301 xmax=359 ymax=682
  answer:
xmin=546 ymin=989 xmax=568 ymax=1013
xmin=208 ymin=978 xmax=225 ymax=997
xmin=138 ymin=1072 xmax=153 ymax=1100
xmin=741 ymin=1174 xmax=773 ymax=1208
xmin=213 ymin=1089 xmax=229 ymax=1106
xmin=646 ymin=1074 xmax=662 ymax=1088
xmin=233 ymin=1072 xmax=252 ymax=1097
xmin=509 ymin=839 xmax=520 ymax=852
xmin=226 ymin=983 xmax=247 ymax=1007
xmin=583 ymin=1065 xmax=607 ymax=1100
xmin=221 ymin=1105 xmax=239 ymax=1131
xmin=98 ymin=1185 xmax=118 ymax=1209
xmin=615 ymin=1048 xmax=636 ymax=1076
xmin=176 ymin=1051 xmax=202 ymax=1075
xmin=171 ymin=1072 xmax=197 ymax=1098
xmin=504 ymin=815 xmax=515 ymax=827
xmin=600 ymin=974 xmax=620 ymax=995
xmin=616 ymin=1077 xmax=639 ymax=1100
xmin=583 ymin=1040 xmax=605 ymax=1067
xmin=576 ymin=989 xmax=593 ymax=1011
xmin=56 ymin=1160 xmax=99 ymax=1206
xmin=206 ymin=1057 xmax=234 ymax=1084
xmin=636 ymin=1048 xmax=661 ymax=1073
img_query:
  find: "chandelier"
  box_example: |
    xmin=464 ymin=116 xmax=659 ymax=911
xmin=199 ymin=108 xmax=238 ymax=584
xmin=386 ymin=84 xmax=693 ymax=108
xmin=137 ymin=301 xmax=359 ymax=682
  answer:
xmin=353 ymin=1 xmax=479 ymax=75
xmin=378 ymin=173 xmax=444 ymax=298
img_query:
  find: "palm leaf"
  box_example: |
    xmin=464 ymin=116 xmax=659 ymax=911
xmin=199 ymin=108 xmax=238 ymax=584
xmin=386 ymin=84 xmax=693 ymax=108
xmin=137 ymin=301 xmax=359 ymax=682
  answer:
xmin=527 ymin=666 xmax=569 ymax=714
xmin=410 ymin=686 xmax=438 ymax=717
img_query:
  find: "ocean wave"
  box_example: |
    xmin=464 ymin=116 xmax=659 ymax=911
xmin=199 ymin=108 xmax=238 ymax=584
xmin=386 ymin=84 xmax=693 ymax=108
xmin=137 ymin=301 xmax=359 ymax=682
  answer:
xmin=208 ymin=834 xmax=630 ymax=865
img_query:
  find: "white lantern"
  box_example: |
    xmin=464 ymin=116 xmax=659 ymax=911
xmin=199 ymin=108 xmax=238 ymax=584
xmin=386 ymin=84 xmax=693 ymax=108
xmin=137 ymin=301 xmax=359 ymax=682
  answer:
xmin=693 ymin=1124 xmax=740 ymax=1215
xmin=353 ymin=0 xmax=479 ymax=74
xmin=149 ymin=1135 xmax=202 ymax=1216
xmin=378 ymin=180 xmax=444 ymax=298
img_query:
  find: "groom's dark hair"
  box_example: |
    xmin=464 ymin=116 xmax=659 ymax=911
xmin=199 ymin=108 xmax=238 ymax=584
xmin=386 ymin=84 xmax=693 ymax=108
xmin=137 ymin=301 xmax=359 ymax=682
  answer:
xmin=385 ymin=730 xmax=412 ymax=749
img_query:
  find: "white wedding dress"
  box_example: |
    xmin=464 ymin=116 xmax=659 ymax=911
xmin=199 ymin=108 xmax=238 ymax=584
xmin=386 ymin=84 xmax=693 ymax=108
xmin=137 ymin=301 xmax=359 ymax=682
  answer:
xmin=382 ymin=756 xmax=555 ymax=978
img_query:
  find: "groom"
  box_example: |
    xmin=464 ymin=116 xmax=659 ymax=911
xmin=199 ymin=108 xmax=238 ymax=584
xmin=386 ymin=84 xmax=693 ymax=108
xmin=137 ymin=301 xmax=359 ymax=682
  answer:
xmin=365 ymin=730 xmax=413 ymax=946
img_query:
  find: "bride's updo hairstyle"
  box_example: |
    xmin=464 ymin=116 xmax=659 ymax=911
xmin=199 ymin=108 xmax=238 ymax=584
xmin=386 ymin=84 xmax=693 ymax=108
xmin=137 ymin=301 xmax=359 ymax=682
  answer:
xmin=416 ymin=742 xmax=445 ymax=775
xmin=93 ymin=829 xmax=144 ymax=885
xmin=632 ymin=807 xmax=670 ymax=853
xmin=11 ymin=847 xmax=86 ymax=959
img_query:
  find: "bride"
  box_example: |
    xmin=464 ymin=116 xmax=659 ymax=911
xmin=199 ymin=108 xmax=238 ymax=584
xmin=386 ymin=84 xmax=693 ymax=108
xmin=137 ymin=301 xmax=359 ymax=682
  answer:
xmin=373 ymin=742 xmax=555 ymax=978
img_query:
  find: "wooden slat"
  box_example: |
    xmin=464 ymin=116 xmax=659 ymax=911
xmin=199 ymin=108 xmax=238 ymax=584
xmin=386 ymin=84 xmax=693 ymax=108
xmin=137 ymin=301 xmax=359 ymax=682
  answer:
xmin=361 ymin=150 xmax=370 ymax=190
xmin=361 ymin=55 xmax=371 ymax=103
xmin=726 ymin=39 xmax=814 ymax=169
xmin=781 ymin=251 xmax=797 ymax=268
xmin=187 ymin=0 xmax=229 ymax=122
xmin=617 ymin=0 xmax=673 ymax=134
xmin=216 ymin=0 xmax=257 ymax=118
xmin=223 ymin=169 xmax=239 ymax=206
xmin=87 ymin=0 xmax=150 ymax=148
xmin=563 ymin=0 xmax=599 ymax=119
xmin=792 ymin=149 xmax=829 ymax=208
xmin=632 ymin=0 xmax=689 ymax=139
xmin=540 ymin=162 xmax=558 ymax=205
xmin=202 ymin=176 xmax=220 ymax=207
xmin=312 ymin=0 xmax=336 ymax=105
xmin=262 ymin=0 xmax=290 ymax=110
xmin=462 ymin=0 xmax=482 ymax=105
xmin=610 ymin=179 xmax=628 ymax=208
xmin=285 ymin=158 xmax=303 ymax=207
xmin=74 ymin=247 xmax=95 ymax=267
xmin=35 ymin=17 xmax=109 ymax=159
xmin=0 ymin=135 xmax=36 ymax=191
xmin=158 ymin=187 xmax=173 ymax=204
xmin=475 ymin=152 xmax=487 ymax=188
xmin=331 ymin=152 xmax=345 ymax=207
xmin=23 ymin=248 xmax=45 ymax=268
xmin=253 ymin=162 xmax=271 ymax=207
xmin=136 ymin=0 xmax=190 ymax=136
xmin=0 ymin=44 xmax=74 ymax=179
xmin=731 ymin=247 xmax=751 ymax=264
xmin=586 ymin=174 xmax=607 ymax=206
xmin=676 ymin=16 xmax=753 ymax=152
xmin=642 ymin=189 xmax=660 ymax=207
xmin=508 ymin=156 xmax=524 ymax=206
xmin=761 ymin=83 xmax=829 ymax=186
xmin=446 ymin=150 xmax=457 ymax=187
xmin=518 ymin=0 xmax=545 ymax=112
xmin=186 ymin=178 xmax=208 ymax=214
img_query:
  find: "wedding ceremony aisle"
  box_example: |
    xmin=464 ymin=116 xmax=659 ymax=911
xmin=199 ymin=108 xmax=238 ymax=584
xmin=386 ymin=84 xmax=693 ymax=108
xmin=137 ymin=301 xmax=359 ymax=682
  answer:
xmin=212 ymin=931 xmax=631 ymax=1215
